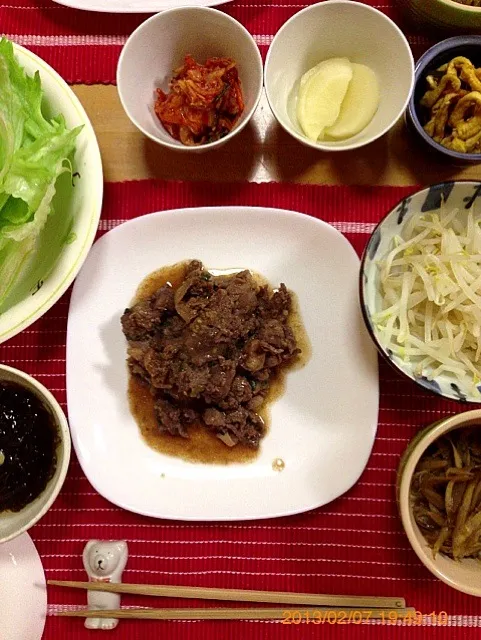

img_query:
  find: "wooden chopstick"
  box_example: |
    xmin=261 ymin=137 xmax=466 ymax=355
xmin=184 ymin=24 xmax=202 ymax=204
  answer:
xmin=48 ymin=580 xmax=405 ymax=609
xmin=56 ymin=607 xmax=416 ymax=621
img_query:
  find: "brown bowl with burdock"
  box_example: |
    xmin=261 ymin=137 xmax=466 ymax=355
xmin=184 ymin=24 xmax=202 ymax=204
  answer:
xmin=397 ymin=409 xmax=481 ymax=596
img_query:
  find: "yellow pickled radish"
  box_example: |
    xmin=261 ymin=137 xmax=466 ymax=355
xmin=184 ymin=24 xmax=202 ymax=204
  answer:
xmin=324 ymin=63 xmax=380 ymax=140
xmin=296 ymin=57 xmax=353 ymax=141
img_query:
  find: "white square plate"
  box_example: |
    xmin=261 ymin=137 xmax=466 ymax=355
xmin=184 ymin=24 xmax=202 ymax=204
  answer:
xmin=67 ymin=207 xmax=379 ymax=521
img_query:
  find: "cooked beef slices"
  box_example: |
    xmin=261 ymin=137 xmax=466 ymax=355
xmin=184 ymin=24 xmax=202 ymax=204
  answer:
xmin=121 ymin=261 xmax=299 ymax=449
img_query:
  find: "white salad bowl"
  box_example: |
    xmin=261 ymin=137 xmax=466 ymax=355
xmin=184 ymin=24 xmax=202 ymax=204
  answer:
xmin=117 ymin=7 xmax=263 ymax=153
xmin=0 ymin=42 xmax=103 ymax=345
xmin=264 ymin=0 xmax=414 ymax=151
xmin=361 ymin=181 xmax=481 ymax=403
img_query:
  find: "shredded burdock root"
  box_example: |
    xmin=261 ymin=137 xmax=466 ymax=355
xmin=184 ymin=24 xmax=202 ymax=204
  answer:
xmin=154 ymin=54 xmax=245 ymax=146
xmin=373 ymin=205 xmax=481 ymax=393
xmin=411 ymin=427 xmax=481 ymax=561
xmin=421 ymin=56 xmax=481 ymax=153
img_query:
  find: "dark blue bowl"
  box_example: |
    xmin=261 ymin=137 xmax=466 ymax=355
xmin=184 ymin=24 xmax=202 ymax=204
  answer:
xmin=407 ymin=36 xmax=481 ymax=165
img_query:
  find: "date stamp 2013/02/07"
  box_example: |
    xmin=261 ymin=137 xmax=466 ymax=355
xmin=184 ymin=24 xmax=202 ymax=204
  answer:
xmin=281 ymin=610 xmax=449 ymax=625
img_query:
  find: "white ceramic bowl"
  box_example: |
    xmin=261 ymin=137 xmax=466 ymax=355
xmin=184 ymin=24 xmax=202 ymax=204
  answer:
xmin=0 ymin=365 xmax=71 ymax=544
xmin=397 ymin=409 xmax=481 ymax=597
xmin=0 ymin=43 xmax=103 ymax=345
xmin=117 ymin=7 xmax=263 ymax=152
xmin=264 ymin=0 xmax=415 ymax=151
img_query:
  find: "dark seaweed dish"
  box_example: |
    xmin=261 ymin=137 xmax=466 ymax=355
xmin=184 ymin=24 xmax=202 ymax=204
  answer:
xmin=411 ymin=427 xmax=481 ymax=561
xmin=121 ymin=260 xmax=304 ymax=452
xmin=0 ymin=381 xmax=59 ymax=512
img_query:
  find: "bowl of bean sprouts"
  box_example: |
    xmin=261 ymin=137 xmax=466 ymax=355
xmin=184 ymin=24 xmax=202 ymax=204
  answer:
xmin=360 ymin=181 xmax=481 ymax=403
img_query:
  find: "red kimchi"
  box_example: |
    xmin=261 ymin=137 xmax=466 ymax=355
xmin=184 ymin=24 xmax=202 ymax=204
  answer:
xmin=154 ymin=55 xmax=245 ymax=146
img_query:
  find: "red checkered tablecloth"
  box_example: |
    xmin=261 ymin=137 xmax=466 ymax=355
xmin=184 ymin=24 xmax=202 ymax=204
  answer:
xmin=2 ymin=1 xmax=481 ymax=638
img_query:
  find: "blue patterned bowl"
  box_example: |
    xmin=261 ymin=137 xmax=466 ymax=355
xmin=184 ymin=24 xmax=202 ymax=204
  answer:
xmin=360 ymin=181 xmax=481 ymax=403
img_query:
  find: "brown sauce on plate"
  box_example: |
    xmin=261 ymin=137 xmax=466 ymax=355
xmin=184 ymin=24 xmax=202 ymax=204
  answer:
xmin=128 ymin=261 xmax=311 ymax=465
xmin=0 ymin=381 xmax=58 ymax=512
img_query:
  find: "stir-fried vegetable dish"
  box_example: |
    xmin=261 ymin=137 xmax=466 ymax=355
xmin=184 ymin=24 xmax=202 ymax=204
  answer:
xmin=411 ymin=427 xmax=481 ymax=560
xmin=373 ymin=206 xmax=481 ymax=391
xmin=154 ymin=55 xmax=244 ymax=146
xmin=420 ymin=56 xmax=481 ymax=154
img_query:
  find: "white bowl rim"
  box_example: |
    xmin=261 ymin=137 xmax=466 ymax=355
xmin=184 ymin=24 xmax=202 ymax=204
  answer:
xmin=0 ymin=364 xmax=71 ymax=544
xmin=434 ymin=0 xmax=481 ymax=12
xmin=116 ymin=6 xmax=264 ymax=152
xmin=0 ymin=43 xmax=103 ymax=345
xmin=264 ymin=0 xmax=415 ymax=152
xmin=398 ymin=409 xmax=481 ymax=597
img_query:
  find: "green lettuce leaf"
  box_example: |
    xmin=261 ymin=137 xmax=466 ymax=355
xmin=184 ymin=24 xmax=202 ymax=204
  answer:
xmin=0 ymin=38 xmax=82 ymax=305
